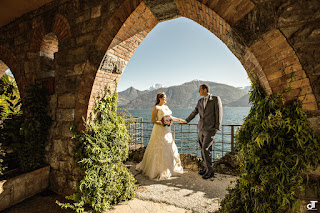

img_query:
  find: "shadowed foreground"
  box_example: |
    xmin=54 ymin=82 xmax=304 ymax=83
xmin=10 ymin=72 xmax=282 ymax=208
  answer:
xmin=3 ymin=162 xmax=236 ymax=213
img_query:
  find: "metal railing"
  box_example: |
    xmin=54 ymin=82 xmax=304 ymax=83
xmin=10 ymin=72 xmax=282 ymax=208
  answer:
xmin=126 ymin=117 xmax=241 ymax=161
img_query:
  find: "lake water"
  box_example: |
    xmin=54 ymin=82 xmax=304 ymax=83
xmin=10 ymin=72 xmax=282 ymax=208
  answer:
xmin=120 ymin=107 xmax=251 ymax=159
xmin=124 ymin=107 xmax=251 ymax=125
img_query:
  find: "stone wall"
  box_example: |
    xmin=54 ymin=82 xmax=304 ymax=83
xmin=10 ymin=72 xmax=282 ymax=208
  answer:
xmin=0 ymin=0 xmax=319 ymax=198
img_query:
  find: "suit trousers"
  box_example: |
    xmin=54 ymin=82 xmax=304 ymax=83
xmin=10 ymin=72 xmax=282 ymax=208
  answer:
xmin=198 ymin=129 xmax=216 ymax=174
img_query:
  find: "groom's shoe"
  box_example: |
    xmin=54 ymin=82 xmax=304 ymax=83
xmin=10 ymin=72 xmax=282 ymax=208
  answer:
xmin=198 ymin=170 xmax=206 ymax=175
xmin=202 ymin=171 xmax=215 ymax=179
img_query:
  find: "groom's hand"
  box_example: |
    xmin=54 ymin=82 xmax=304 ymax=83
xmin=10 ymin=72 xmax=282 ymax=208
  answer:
xmin=179 ymin=119 xmax=187 ymax=124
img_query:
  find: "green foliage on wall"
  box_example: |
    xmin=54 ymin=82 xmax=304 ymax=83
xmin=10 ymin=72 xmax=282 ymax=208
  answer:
xmin=57 ymin=88 xmax=136 ymax=213
xmin=219 ymin=80 xmax=320 ymax=212
xmin=0 ymin=84 xmax=52 ymax=172
xmin=0 ymin=74 xmax=21 ymax=119
xmin=0 ymin=74 xmax=22 ymax=177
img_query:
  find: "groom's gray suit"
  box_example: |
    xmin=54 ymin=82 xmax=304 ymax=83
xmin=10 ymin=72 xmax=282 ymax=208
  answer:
xmin=185 ymin=94 xmax=223 ymax=175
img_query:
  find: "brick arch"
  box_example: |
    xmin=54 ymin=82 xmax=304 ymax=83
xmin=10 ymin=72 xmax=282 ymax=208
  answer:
xmin=247 ymin=29 xmax=317 ymax=110
xmin=0 ymin=46 xmax=17 ymax=71
xmin=30 ymin=14 xmax=71 ymax=51
xmin=87 ymin=1 xmax=158 ymax=116
xmin=0 ymin=45 xmax=24 ymax=95
xmin=177 ymin=0 xmax=317 ymax=110
xmin=30 ymin=17 xmax=46 ymax=51
xmin=176 ymin=0 xmax=318 ymax=110
xmin=175 ymin=0 xmax=272 ymax=92
xmin=75 ymin=0 xmax=146 ymax=125
xmin=75 ymin=0 xmax=318 ymax=126
xmin=52 ymin=14 xmax=72 ymax=44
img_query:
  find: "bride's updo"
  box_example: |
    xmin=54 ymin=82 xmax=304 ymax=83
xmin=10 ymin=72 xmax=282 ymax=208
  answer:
xmin=155 ymin=92 xmax=166 ymax=106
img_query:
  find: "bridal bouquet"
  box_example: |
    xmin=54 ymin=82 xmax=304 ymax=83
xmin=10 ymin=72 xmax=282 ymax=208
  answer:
xmin=161 ymin=115 xmax=173 ymax=127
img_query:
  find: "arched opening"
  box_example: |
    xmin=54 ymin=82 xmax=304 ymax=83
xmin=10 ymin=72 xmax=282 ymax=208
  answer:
xmin=38 ymin=33 xmax=58 ymax=94
xmin=40 ymin=33 xmax=58 ymax=60
xmin=0 ymin=67 xmax=21 ymax=119
xmin=80 ymin=0 xmax=317 ymax=126
xmin=68 ymin=0 xmax=319 ymax=205
xmin=0 ymin=47 xmax=21 ymax=118
xmin=116 ymin=17 xmax=252 ymax=161
xmin=114 ymin=17 xmax=251 ymax=159
xmin=76 ymin=1 xmax=319 ymax=157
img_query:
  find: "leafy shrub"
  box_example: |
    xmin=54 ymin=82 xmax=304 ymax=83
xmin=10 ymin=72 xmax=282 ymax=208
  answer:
xmin=1 ymin=84 xmax=52 ymax=172
xmin=0 ymin=74 xmax=21 ymax=119
xmin=0 ymin=114 xmax=24 ymax=147
xmin=0 ymin=74 xmax=22 ymax=177
xmin=57 ymin=88 xmax=136 ymax=212
xmin=219 ymin=80 xmax=320 ymax=212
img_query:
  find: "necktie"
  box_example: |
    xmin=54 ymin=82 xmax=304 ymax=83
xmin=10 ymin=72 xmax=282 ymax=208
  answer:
xmin=203 ymin=96 xmax=208 ymax=108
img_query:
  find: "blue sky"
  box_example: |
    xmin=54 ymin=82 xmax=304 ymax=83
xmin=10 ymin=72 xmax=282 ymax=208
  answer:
xmin=117 ymin=17 xmax=251 ymax=92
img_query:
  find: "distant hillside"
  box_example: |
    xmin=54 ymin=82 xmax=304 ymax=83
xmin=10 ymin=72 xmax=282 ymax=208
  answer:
xmin=238 ymin=86 xmax=251 ymax=94
xmin=118 ymin=80 xmax=249 ymax=109
xmin=117 ymin=87 xmax=147 ymax=106
xmin=225 ymin=94 xmax=250 ymax=107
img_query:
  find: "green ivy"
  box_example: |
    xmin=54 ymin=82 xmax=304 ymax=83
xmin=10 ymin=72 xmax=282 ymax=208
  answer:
xmin=219 ymin=79 xmax=320 ymax=212
xmin=57 ymin=88 xmax=136 ymax=213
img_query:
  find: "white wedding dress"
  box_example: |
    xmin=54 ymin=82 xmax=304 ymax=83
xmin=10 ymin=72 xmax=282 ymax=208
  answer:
xmin=136 ymin=105 xmax=184 ymax=180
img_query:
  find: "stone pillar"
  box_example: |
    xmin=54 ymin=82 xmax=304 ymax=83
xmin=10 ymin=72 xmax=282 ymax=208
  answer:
xmin=45 ymin=45 xmax=83 ymax=195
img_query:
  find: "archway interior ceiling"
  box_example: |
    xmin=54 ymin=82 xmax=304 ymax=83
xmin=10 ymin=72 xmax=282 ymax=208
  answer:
xmin=0 ymin=0 xmax=53 ymax=27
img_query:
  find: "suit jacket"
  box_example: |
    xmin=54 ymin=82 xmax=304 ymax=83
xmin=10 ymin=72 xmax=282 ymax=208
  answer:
xmin=185 ymin=94 xmax=223 ymax=132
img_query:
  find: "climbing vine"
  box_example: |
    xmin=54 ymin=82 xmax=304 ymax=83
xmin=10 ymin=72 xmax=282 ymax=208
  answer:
xmin=57 ymin=88 xmax=136 ymax=213
xmin=219 ymin=79 xmax=320 ymax=212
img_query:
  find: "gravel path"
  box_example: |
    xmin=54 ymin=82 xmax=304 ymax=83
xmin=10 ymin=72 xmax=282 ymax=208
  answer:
xmin=127 ymin=162 xmax=237 ymax=213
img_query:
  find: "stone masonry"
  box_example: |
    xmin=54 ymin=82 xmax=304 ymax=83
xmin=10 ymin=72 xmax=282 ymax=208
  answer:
xmin=0 ymin=0 xmax=319 ymax=205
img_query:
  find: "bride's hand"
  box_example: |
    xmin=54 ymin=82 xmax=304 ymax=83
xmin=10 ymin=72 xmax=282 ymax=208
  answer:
xmin=178 ymin=119 xmax=186 ymax=123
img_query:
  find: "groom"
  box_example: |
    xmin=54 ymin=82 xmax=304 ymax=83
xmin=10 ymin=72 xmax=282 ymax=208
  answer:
xmin=182 ymin=84 xmax=223 ymax=179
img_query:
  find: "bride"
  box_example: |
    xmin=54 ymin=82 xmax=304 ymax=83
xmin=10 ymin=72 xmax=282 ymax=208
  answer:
xmin=136 ymin=92 xmax=184 ymax=179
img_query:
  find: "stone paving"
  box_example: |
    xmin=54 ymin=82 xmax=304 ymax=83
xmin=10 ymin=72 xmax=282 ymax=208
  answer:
xmin=106 ymin=162 xmax=237 ymax=213
xmin=107 ymin=198 xmax=191 ymax=213
xmin=4 ymin=162 xmax=237 ymax=213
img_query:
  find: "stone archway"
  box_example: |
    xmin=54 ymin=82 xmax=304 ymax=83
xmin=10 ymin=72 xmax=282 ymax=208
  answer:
xmin=76 ymin=0 xmax=318 ymax=125
xmin=71 ymin=0 xmax=320 ymax=203
xmin=0 ymin=0 xmax=319 ymax=197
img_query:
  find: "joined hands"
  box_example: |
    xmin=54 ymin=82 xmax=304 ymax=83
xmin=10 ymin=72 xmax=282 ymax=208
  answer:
xmin=178 ymin=119 xmax=187 ymax=124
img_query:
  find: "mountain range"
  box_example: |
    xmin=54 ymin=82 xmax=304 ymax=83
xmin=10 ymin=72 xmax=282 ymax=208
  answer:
xmin=118 ymin=80 xmax=251 ymax=109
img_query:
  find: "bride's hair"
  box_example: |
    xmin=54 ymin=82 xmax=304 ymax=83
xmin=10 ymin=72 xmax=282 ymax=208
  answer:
xmin=155 ymin=92 xmax=166 ymax=105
